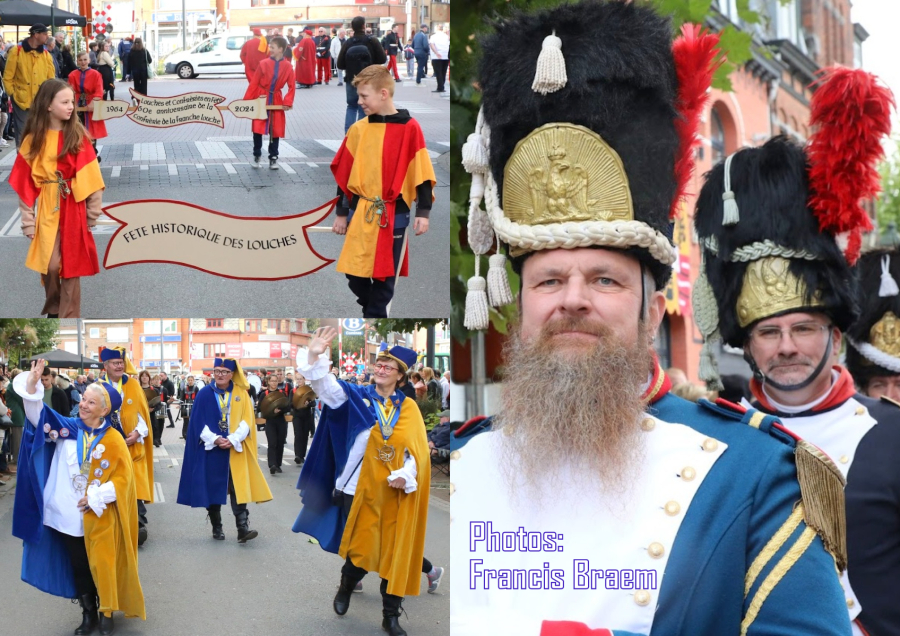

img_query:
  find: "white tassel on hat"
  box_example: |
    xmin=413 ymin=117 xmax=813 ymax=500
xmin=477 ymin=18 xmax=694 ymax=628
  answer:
xmin=462 ymin=109 xmax=490 ymax=174
xmin=880 ymin=254 xmax=899 ymax=297
xmin=722 ymin=153 xmax=740 ymax=226
xmin=531 ymin=30 xmax=567 ymax=95
xmin=464 ymin=258 xmax=490 ymax=331
xmin=487 ymin=253 xmax=513 ymax=307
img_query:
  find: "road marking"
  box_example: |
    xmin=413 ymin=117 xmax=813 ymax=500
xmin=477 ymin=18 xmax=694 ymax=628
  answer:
xmin=154 ymin=482 xmax=165 ymax=503
xmin=306 ymin=162 xmax=318 ymax=168
xmin=111 ymin=166 xmax=121 ymax=178
xmin=168 ymin=164 xmax=178 ymax=176
xmin=223 ymin=162 xmax=236 ymax=174
xmin=277 ymin=141 xmax=306 ymax=158
xmin=436 ymin=141 xmax=450 ymax=147
xmin=140 ymin=164 xmax=148 ymax=171
xmin=1 ymin=210 xmax=20 ymax=236
xmin=0 ymin=150 xmax=17 ymax=166
xmin=315 ymin=139 xmax=343 ymax=153
xmin=195 ymin=140 xmax=236 ymax=160
xmin=196 ymin=163 xmax=205 ymax=169
xmin=0 ymin=171 xmax=8 ymax=181
xmin=281 ymin=163 xmax=296 ymax=174
xmin=207 ymin=136 xmax=253 ymax=142
xmin=96 ymin=145 xmax=103 ymax=156
xmin=132 ymin=142 xmax=165 ymax=161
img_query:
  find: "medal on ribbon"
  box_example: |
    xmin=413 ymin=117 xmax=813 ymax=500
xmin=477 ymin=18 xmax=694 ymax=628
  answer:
xmin=372 ymin=390 xmax=401 ymax=464
xmin=73 ymin=426 xmax=105 ymax=495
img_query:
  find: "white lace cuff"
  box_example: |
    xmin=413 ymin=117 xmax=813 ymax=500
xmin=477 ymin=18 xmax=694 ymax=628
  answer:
xmin=200 ymin=426 xmax=221 ymax=450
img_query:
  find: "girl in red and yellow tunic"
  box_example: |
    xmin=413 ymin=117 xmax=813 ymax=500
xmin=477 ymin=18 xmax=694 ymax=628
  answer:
xmin=9 ymin=79 xmax=105 ymax=318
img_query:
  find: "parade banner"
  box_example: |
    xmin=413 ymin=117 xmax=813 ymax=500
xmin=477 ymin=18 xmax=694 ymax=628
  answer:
xmin=102 ymin=199 xmax=336 ymax=280
xmin=80 ymin=91 xmax=276 ymax=125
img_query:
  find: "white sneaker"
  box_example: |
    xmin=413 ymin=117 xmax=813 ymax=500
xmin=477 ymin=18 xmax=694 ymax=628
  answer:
xmin=427 ymin=566 xmax=444 ymax=593
xmin=0 ymin=139 xmax=8 ymax=147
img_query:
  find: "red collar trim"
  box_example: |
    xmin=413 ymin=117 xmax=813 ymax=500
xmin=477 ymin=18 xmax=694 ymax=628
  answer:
xmin=750 ymin=365 xmax=857 ymax=413
xmin=644 ymin=357 xmax=671 ymax=405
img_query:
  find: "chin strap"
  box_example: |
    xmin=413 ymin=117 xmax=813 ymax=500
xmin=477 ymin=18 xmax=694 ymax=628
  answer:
xmin=746 ymin=332 xmax=834 ymax=392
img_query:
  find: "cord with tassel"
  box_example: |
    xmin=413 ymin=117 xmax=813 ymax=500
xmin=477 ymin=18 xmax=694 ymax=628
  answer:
xmin=531 ymin=30 xmax=567 ymax=95
xmin=464 ymin=256 xmax=490 ymax=331
xmin=721 ymin=153 xmax=739 ymax=226
xmin=462 ymin=109 xmax=490 ymax=174
xmin=880 ymin=254 xmax=899 ymax=297
xmin=487 ymin=252 xmax=513 ymax=307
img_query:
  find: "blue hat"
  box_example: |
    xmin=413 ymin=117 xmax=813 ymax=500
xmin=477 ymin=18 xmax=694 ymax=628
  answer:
xmin=90 ymin=381 xmax=123 ymax=416
xmin=214 ymin=358 xmax=238 ymax=371
xmin=99 ymin=347 xmax=125 ymax=361
xmin=380 ymin=346 xmax=417 ymax=373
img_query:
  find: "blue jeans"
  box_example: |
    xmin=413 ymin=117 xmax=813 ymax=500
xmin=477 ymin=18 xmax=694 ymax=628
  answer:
xmin=415 ymin=53 xmax=428 ymax=83
xmin=344 ymin=82 xmax=366 ymax=133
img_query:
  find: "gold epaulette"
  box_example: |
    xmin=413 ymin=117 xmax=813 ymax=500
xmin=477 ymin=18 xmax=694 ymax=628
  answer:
xmin=794 ymin=440 xmax=847 ymax=571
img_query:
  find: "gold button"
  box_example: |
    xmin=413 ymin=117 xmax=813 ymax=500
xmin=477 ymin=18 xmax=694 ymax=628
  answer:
xmin=449 ymin=483 xmax=456 ymax=495
xmin=640 ymin=417 xmax=656 ymax=432
xmin=702 ymin=438 xmax=719 ymax=452
xmin=634 ymin=590 xmax=651 ymax=606
xmin=840 ymin=455 xmax=849 ymax=464
xmin=664 ymin=501 xmax=681 ymax=516
xmin=647 ymin=542 xmax=665 ymax=558
xmin=450 ymin=450 xmax=461 ymax=461
xmin=681 ymin=467 xmax=696 ymax=482
xmin=846 ymin=599 xmax=855 ymax=608
xmin=855 ymin=407 xmax=865 ymax=415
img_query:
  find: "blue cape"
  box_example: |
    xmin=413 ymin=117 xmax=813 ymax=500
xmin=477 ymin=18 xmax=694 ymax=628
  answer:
xmin=291 ymin=382 xmax=404 ymax=553
xmin=176 ymin=383 xmax=233 ymax=508
xmin=12 ymin=404 xmax=115 ymax=599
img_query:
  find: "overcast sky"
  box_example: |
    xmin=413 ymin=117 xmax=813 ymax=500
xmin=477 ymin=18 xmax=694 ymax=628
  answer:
xmin=854 ymin=0 xmax=900 ymax=136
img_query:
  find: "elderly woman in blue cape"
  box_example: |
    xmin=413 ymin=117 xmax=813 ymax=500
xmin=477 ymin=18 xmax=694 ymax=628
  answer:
xmin=12 ymin=359 xmax=145 ymax=636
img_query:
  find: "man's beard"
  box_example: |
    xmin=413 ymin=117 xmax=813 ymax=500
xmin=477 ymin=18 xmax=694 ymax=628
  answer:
xmin=496 ymin=317 xmax=652 ymax=506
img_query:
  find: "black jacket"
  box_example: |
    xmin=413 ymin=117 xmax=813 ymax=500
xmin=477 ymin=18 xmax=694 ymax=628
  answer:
xmin=49 ymin=385 xmax=69 ymax=416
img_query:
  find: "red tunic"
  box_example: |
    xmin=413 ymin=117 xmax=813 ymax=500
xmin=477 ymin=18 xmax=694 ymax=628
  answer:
xmin=294 ymin=37 xmax=316 ymax=85
xmin=243 ymin=57 xmax=295 ymax=138
xmin=67 ymin=68 xmax=107 ymax=140
xmin=240 ymin=37 xmax=268 ymax=83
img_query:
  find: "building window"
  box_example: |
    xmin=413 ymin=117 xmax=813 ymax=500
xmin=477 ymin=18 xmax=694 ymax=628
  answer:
xmin=250 ymin=0 xmax=284 ymax=6
xmin=269 ymin=319 xmax=289 ymax=334
xmin=206 ymin=319 xmax=223 ymax=329
xmin=204 ymin=343 xmax=226 ymax=357
xmin=89 ymin=327 xmax=100 ymax=338
xmin=246 ymin=319 xmax=263 ymax=333
xmin=710 ymin=109 xmax=725 ymax=166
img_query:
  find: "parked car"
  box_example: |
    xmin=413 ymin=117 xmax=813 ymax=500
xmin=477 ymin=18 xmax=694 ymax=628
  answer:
xmin=164 ymin=32 xmax=252 ymax=78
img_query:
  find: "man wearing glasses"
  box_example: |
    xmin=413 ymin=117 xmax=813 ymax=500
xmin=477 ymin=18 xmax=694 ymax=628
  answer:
xmin=695 ymin=131 xmax=899 ymax=632
xmin=176 ymin=358 xmax=272 ymax=542
xmin=292 ymin=327 xmax=438 ymax=636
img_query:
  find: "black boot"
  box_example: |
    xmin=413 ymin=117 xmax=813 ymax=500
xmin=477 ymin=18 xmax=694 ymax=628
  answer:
xmin=74 ymin=594 xmax=98 ymax=635
xmin=98 ymin=612 xmax=114 ymax=636
xmin=381 ymin=617 xmax=407 ymax=636
xmin=235 ymin=509 xmax=257 ymax=543
xmin=207 ymin=507 xmax=224 ymax=540
xmin=382 ymin=586 xmax=407 ymax=636
xmin=333 ymin=575 xmax=356 ymax=616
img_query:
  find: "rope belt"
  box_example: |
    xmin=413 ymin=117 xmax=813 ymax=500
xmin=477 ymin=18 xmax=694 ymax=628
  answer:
xmin=361 ymin=195 xmax=389 ymax=228
xmin=41 ymin=171 xmax=73 ymax=214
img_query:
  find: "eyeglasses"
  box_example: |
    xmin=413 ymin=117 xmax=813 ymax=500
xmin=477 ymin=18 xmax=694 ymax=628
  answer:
xmin=213 ymin=369 xmax=233 ymax=376
xmin=750 ymin=323 xmax=831 ymax=346
xmin=373 ymin=363 xmax=399 ymax=373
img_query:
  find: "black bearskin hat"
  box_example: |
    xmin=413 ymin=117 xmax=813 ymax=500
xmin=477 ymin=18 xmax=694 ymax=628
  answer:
xmin=846 ymin=248 xmax=900 ymax=386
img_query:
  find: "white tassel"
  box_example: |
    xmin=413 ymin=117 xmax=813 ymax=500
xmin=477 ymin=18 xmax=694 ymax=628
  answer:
xmin=531 ymin=30 xmax=567 ymax=95
xmin=487 ymin=253 xmax=513 ymax=307
xmin=721 ymin=153 xmax=739 ymax=226
xmin=462 ymin=132 xmax=489 ymax=174
xmin=464 ymin=266 xmax=490 ymax=331
xmin=880 ymin=254 xmax=899 ymax=297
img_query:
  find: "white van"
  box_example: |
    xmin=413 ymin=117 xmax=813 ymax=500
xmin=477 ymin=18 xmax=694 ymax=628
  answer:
xmin=164 ymin=32 xmax=253 ymax=78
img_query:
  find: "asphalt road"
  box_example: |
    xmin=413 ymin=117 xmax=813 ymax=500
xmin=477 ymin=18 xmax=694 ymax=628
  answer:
xmin=0 ymin=74 xmax=450 ymax=318
xmin=0 ymin=414 xmax=451 ymax=636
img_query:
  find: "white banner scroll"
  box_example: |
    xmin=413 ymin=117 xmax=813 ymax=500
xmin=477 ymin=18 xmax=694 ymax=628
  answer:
xmin=92 ymin=99 xmax=131 ymax=121
xmin=127 ymin=89 xmax=226 ymax=128
xmin=226 ymin=97 xmax=269 ymax=120
xmin=102 ymin=198 xmax=337 ymax=280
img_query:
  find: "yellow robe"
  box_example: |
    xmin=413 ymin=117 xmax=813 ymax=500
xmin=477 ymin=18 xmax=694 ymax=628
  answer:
xmin=228 ymin=386 xmax=273 ymax=504
xmin=339 ymin=399 xmax=431 ymax=596
xmin=83 ymin=426 xmax=146 ymax=618
xmin=116 ymin=377 xmax=154 ymax=502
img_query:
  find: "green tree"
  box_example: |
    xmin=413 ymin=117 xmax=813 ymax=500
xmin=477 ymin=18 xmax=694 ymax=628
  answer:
xmin=370 ymin=319 xmax=446 ymax=339
xmin=0 ymin=319 xmax=59 ymax=367
xmin=876 ymin=136 xmax=900 ymax=235
xmin=451 ymin=0 xmax=780 ymax=341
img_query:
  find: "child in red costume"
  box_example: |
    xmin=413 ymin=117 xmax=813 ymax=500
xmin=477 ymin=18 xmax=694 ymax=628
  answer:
xmin=243 ymin=36 xmax=295 ymax=170
xmin=67 ymin=51 xmax=107 ymax=158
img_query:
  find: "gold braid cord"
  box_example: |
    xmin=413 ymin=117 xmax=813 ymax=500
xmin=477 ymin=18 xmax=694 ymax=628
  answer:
xmin=794 ymin=439 xmax=847 ymax=571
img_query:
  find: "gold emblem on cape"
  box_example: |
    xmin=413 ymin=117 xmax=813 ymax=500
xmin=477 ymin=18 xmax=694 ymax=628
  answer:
xmin=503 ymin=123 xmax=633 ymax=225
xmin=870 ymin=311 xmax=900 ymax=357
xmin=736 ymin=257 xmax=823 ymax=328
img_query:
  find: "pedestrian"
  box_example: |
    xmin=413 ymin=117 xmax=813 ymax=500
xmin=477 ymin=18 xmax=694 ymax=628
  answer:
xmin=695 ymin=66 xmax=897 ymax=632
xmin=96 ymin=41 xmax=115 ymax=100
xmin=404 ymin=38 xmax=415 ymax=79
xmin=88 ymin=41 xmax=98 ymax=68
xmin=429 ymin=24 xmax=448 ymax=93
xmin=45 ymin=37 xmax=61 ymax=77
xmin=240 ymin=28 xmax=268 ymax=83
xmin=42 ymin=366 xmax=69 ymax=415
xmin=53 ymin=31 xmax=66 ymax=73
xmin=451 ymin=2 xmax=850 ymax=633
xmin=176 ymin=358 xmax=272 ymax=542
xmin=138 ymin=371 xmax=161 ymax=447
xmin=68 ymin=51 xmax=107 ymax=159
xmin=331 ymin=28 xmax=343 ymax=84
xmin=159 ymin=371 xmax=176 ymax=428
xmin=439 ymin=370 xmax=450 ymax=409
xmin=11 ymin=359 xmax=145 ymax=636
xmin=177 ymin=374 xmax=199 ymax=440
xmin=330 ymin=65 xmax=435 ymax=317
xmin=382 ymin=23 xmax=401 ymax=82
xmin=291 ymin=374 xmax=316 ymax=465
xmin=314 ymin=26 xmax=331 ymax=85
xmin=60 ymin=44 xmax=77 ymax=78
xmin=117 ymin=36 xmax=132 ymax=81
xmin=286 ymin=27 xmax=296 ymax=47
xmin=99 ymin=347 xmax=154 ymax=546
xmin=2 ymin=23 xmax=56 ymax=148
xmin=336 ymin=16 xmax=386 ymax=132
xmin=293 ymin=29 xmax=316 ymax=88
xmin=2 ymin=369 xmax=24 ymax=476
xmin=127 ymin=37 xmax=152 ymax=100
xmin=421 ymin=367 xmax=440 ymax=403
xmin=243 ymin=35 xmax=294 ymax=170
xmin=258 ymin=374 xmax=288 ymax=475
xmin=412 ymin=24 xmax=430 ymax=86
xmin=9 ymin=79 xmax=104 ymax=318
xmin=293 ymin=331 xmax=439 ymax=636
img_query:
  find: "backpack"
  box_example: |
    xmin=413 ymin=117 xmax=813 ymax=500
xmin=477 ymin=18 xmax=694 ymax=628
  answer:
xmin=344 ymin=35 xmax=373 ymax=80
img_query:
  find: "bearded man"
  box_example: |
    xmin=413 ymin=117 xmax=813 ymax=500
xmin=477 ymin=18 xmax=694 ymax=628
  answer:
xmin=450 ymin=1 xmax=850 ymax=634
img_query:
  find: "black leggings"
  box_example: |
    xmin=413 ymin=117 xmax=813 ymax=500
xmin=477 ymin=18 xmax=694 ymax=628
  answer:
xmin=58 ymin=529 xmax=97 ymax=598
